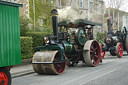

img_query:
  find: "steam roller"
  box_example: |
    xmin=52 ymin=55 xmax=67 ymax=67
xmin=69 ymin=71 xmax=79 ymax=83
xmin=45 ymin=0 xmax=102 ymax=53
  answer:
xmin=32 ymin=9 xmax=102 ymax=75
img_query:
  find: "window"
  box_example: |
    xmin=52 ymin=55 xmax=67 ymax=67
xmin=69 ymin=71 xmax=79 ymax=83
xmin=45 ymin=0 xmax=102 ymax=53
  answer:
xmin=84 ymin=0 xmax=88 ymax=9
xmin=79 ymin=0 xmax=83 ymax=8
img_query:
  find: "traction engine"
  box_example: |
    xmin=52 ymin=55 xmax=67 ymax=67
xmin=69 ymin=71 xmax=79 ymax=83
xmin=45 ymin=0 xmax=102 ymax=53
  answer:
xmin=101 ymin=18 xmax=128 ymax=58
xmin=32 ymin=9 xmax=102 ymax=75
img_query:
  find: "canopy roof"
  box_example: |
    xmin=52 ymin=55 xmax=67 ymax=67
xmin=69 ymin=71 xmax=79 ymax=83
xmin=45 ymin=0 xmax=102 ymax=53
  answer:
xmin=0 ymin=1 xmax=23 ymax=7
xmin=58 ymin=19 xmax=102 ymax=28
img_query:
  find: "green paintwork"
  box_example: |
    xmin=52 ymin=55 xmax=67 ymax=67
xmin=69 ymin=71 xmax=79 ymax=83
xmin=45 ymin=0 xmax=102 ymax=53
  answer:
xmin=63 ymin=42 xmax=75 ymax=53
xmin=0 ymin=2 xmax=21 ymax=67
xmin=0 ymin=1 xmax=23 ymax=7
xmin=110 ymin=47 xmax=116 ymax=51
xmin=76 ymin=29 xmax=86 ymax=45
xmin=58 ymin=20 xmax=71 ymax=27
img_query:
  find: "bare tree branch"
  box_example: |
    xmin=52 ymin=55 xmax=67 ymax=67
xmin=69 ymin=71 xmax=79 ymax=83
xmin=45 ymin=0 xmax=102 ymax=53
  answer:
xmin=104 ymin=0 xmax=127 ymax=9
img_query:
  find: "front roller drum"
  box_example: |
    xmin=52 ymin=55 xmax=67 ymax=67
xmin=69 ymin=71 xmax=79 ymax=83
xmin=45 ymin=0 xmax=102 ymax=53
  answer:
xmin=83 ymin=40 xmax=101 ymax=67
xmin=32 ymin=51 xmax=66 ymax=75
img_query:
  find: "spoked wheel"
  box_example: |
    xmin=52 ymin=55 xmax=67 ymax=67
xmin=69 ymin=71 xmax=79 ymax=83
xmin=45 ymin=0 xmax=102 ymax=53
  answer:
xmin=32 ymin=51 xmax=66 ymax=75
xmin=54 ymin=54 xmax=66 ymax=74
xmin=116 ymin=42 xmax=123 ymax=58
xmin=0 ymin=68 xmax=11 ymax=85
xmin=100 ymin=44 xmax=105 ymax=58
xmin=109 ymin=50 xmax=116 ymax=56
xmin=83 ymin=40 xmax=101 ymax=67
xmin=67 ymin=60 xmax=77 ymax=67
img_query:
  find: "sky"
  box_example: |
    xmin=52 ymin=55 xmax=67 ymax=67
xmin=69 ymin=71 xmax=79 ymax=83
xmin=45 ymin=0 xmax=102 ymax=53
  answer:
xmin=103 ymin=0 xmax=128 ymax=12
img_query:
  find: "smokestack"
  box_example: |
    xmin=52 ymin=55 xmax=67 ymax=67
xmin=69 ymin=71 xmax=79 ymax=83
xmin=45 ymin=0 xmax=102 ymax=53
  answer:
xmin=51 ymin=9 xmax=58 ymax=41
xmin=107 ymin=19 xmax=112 ymax=33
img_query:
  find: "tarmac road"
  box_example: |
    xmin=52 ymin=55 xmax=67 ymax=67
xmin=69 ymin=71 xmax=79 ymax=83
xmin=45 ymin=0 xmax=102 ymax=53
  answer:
xmin=12 ymin=52 xmax=128 ymax=85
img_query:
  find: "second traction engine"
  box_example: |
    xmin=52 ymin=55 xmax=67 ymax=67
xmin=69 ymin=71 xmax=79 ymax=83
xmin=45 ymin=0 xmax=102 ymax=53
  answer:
xmin=32 ymin=9 xmax=102 ymax=75
xmin=101 ymin=18 xmax=128 ymax=58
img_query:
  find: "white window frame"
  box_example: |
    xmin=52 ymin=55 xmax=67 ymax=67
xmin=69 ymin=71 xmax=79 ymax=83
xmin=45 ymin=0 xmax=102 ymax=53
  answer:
xmin=79 ymin=0 xmax=83 ymax=8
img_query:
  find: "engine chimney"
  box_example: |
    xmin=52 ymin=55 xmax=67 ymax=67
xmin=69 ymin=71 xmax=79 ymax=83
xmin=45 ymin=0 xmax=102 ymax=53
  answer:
xmin=51 ymin=9 xmax=58 ymax=41
xmin=107 ymin=19 xmax=112 ymax=33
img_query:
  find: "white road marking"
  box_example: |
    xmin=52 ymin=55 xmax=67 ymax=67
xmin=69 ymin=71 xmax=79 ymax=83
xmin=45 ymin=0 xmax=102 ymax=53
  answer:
xmin=80 ymin=69 xmax=118 ymax=85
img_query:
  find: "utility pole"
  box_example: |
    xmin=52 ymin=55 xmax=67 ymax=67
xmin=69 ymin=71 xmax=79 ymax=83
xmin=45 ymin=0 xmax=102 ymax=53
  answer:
xmin=33 ymin=0 xmax=35 ymax=31
xmin=102 ymin=5 xmax=105 ymax=33
xmin=88 ymin=0 xmax=90 ymax=21
xmin=118 ymin=12 xmax=119 ymax=31
xmin=60 ymin=0 xmax=62 ymax=9
xmin=113 ymin=11 xmax=114 ymax=29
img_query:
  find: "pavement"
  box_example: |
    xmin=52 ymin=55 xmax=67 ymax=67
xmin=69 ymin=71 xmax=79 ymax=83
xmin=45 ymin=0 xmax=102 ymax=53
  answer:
xmin=10 ymin=58 xmax=35 ymax=78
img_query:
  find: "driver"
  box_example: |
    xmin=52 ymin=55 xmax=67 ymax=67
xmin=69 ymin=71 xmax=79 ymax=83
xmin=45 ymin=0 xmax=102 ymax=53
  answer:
xmin=87 ymin=29 xmax=93 ymax=40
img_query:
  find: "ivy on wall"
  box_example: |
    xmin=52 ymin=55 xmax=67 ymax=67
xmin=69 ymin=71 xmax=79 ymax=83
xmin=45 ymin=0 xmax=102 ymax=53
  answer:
xmin=29 ymin=0 xmax=55 ymax=30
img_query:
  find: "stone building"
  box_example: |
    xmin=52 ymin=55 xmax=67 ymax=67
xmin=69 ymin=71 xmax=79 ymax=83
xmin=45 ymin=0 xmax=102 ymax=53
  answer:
xmin=2 ymin=0 xmax=29 ymax=18
xmin=55 ymin=0 xmax=104 ymax=22
xmin=54 ymin=0 xmax=105 ymax=37
xmin=55 ymin=0 xmax=105 ymax=34
xmin=15 ymin=0 xmax=29 ymax=18
xmin=4 ymin=0 xmax=105 ymax=35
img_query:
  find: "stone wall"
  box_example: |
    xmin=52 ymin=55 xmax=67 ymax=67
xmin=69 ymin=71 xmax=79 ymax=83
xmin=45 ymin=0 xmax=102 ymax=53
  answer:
xmin=6 ymin=0 xmax=105 ymax=37
xmin=2 ymin=0 xmax=29 ymax=18
xmin=15 ymin=0 xmax=29 ymax=18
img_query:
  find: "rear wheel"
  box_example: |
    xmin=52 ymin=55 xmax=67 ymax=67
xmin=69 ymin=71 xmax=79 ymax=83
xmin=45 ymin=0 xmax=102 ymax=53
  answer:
xmin=83 ymin=40 xmax=101 ymax=67
xmin=116 ymin=42 xmax=123 ymax=58
xmin=0 ymin=68 xmax=11 ymax=85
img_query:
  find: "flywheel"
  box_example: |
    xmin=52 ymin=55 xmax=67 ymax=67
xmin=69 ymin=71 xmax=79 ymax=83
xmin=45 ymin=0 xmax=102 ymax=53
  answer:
xmin=76 ymin=28 xmax=86 ymax=46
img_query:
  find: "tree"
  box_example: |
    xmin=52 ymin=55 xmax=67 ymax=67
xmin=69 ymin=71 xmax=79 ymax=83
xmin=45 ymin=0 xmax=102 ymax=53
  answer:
xmin=29 ymin=0 xmax=56 ymax=31
xmin=104 ymin=0 xmax=128 ymax=9
xmin=20 ymin=16 xmax=30 ymax=36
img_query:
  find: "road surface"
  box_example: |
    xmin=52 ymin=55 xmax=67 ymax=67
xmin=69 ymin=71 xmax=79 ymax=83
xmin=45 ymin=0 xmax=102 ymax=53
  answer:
xmin=12 ymin=53 xmax=128 ymax=85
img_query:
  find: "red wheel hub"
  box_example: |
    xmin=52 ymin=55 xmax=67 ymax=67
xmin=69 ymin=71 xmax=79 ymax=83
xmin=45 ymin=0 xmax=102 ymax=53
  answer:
xmin=0 ymin=72 xmax=8 ymax=85
xmin=90 ymin=41 xmax=100 ymax=66
xmin=54 ymin=56 xmax=66 ymax=74
xmin=100 ymin=44 xmax=105 ymax=58
xmin=117 ymin=43 xmax=123 ymax=58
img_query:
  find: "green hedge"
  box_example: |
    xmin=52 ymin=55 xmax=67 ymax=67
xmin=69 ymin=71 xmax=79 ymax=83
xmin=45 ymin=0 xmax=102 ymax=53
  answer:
xmin=21 ymin=37 xmax=33 ymax=59
xmin=26 ymin=32 xmax=47 ymax=48
xmin=20 ymin=16 xmax=30 ymax=36
xmin=96 ymin=32 xmax=106 ymax=44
